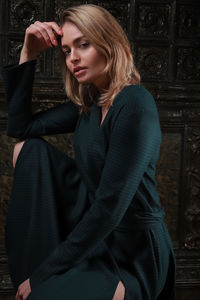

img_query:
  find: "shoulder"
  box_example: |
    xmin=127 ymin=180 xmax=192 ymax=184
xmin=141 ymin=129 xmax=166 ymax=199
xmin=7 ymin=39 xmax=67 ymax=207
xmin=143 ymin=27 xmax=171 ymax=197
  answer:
xmin=109 ymin=85 xmax=161 ymax=132
xmin=111 ymin=85 xmax=161 ymax=132
xmin=115 ymin=84 xmax=157 ymax=113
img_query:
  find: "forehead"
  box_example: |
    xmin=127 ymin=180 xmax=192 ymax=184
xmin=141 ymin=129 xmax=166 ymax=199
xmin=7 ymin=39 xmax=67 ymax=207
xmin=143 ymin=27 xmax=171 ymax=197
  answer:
xmin=61 ymin=21 xmax=86 ymax=45
xmin=62 ymin=21 xmax=82 ymax=34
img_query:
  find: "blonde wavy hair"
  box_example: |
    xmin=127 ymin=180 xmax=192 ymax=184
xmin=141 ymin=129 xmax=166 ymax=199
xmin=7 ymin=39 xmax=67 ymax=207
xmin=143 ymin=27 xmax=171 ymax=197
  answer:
xmin=59 ymin=4 xmax=141 ymax=115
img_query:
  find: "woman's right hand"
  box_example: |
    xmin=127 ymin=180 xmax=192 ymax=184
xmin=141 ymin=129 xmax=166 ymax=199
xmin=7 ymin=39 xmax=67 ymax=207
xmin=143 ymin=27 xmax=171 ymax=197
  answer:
xmin=19 ymin=21 xmax=63 ymax=64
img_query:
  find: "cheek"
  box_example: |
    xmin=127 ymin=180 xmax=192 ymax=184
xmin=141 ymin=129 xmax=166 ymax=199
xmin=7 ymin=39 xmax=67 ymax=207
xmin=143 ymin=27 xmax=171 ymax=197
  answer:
xmin=88 ymin=50 xmax=106 ymax=70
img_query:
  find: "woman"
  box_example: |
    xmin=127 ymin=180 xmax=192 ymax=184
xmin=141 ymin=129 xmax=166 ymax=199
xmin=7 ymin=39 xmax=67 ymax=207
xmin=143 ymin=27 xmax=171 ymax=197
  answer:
xmin=1 ymin=4 xmax=176 ymax=300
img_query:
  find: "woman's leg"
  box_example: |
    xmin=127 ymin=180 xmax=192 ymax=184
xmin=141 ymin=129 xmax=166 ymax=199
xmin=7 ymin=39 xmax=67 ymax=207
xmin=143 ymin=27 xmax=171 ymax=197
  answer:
xmin=7 ymin=137 xmax=89 ymax=291
xmin=12 ymin=140 xmax=126 ymax=299
xmin=13 ymin=140 xmax=26 ymax=168
xmin=112 ymin=280 xmax=125 ymax=300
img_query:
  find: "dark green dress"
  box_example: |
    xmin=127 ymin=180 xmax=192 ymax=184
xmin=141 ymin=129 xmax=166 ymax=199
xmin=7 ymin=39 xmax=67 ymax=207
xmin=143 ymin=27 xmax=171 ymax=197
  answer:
xmin=1 ymin=60 xmax=176 ymax=300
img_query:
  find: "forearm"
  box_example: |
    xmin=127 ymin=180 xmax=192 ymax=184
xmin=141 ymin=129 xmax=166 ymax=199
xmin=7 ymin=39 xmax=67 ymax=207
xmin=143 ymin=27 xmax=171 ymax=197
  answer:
xmin=0 ymin=60 xmax=36 ymax=138
xmin=19 ymin=47 xmax=38 ymax=65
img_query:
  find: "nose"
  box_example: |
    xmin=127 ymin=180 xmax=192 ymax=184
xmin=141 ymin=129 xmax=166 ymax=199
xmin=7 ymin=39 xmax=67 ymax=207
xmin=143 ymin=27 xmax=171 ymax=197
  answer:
xmin=70 ymin=48 xmax=80 ymax=63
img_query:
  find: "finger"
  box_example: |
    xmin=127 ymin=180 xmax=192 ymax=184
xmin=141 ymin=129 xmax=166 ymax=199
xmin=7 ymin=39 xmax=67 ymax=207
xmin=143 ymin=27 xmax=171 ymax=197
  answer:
xmin=44 ymin=21 xmax=63 ymax=36
xmin=15 ymin=291 xmax=19 ymax=300
xmin=32 ymin=22 xmax=53 ymax=48
xmin=27 ymin=24 xmax=47 ymax=46
xmin=16 ymin=290 xmax=22 ymax=300
xmin=24 ymin=289 xmax=31 ymax=300
xmin=34 ymin=21 xmax=58 ymax=46
xmin=45 ymin=25 xmax=60 ymax=46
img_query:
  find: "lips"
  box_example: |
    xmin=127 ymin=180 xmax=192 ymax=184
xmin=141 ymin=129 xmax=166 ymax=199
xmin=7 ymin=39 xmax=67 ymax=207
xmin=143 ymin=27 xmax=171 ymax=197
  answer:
xmin=73 ymin=66 xmax=87 ymax=74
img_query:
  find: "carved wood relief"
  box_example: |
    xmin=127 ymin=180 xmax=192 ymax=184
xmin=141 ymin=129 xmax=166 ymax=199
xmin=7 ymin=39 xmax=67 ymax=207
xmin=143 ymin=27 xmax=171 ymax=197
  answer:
xmin=0 ymin=0 xmax=200 ymax=299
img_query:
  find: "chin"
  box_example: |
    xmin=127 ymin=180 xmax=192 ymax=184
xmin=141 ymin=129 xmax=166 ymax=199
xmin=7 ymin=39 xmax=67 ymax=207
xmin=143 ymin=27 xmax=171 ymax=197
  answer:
xmin=77 ymin=77 xmax=93 ymax=84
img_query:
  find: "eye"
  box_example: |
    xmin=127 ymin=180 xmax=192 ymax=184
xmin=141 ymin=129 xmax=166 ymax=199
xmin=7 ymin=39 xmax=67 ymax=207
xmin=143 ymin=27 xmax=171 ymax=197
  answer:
xmin=64 ymin=49 xmax=70 ymax=56
xmin=80 ymin=42 xmax=89 ymax=48
xmin=63 ymin=42 xmax=89 ymax=57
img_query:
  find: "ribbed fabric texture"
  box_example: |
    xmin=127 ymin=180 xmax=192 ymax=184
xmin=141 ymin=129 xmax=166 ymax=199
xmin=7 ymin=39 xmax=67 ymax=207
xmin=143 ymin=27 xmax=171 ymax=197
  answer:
xmin=0 ymin=60 xmax=176 ymax=300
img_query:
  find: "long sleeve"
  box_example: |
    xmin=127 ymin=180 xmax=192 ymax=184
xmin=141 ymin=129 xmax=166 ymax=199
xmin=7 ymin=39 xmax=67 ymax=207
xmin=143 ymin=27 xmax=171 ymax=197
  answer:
xmin=29 ymin=94 xmax=162 ymax=290
xmin=0 ymin=60 xmax=80 ymax=139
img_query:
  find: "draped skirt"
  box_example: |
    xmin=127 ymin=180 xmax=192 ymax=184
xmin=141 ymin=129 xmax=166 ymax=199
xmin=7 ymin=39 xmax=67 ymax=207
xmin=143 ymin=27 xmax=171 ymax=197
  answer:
xmin=5 ymin=137 xmax=176 ymax=300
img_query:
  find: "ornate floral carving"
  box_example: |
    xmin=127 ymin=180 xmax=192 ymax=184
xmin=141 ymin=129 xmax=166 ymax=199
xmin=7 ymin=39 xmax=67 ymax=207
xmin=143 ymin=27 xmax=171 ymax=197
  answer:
xmin=55 ymin=0 xmax=86 ymax=22
xmin=184 ymin=128 xmax=200 ymax=249
xmin=184 ymin=204 xmax=200 ymax=249
xmin=7 ymin=40 xmax=23 ymax=64
xmin=95 ymin=1 xmax=130 ymax=36
xmin=187 ymin=129 xmax=200 ymax=156
xmin=186 ymin=166 xmax=200 ymax=197
xmin=7 ymin=39 xmax=45 ymax=75
xmin=0 ymin=272 xmax=13 ymax=290
xmin=137 ymin=4 xmax=170 ymax=37
xmin=136 ymin=47 xmax=168 ymax=80
xmin=10 ymin=0 xmax=41 ymax=29
xmin=177 ymin=48 xmax=200 ymax=81
xmin=177 ymin=4 xmax=200 ymax=38
xmin=55 ymin=0 xmax=130 ymax=36
xmin=184 ymin=233 xmax=200 ymax=250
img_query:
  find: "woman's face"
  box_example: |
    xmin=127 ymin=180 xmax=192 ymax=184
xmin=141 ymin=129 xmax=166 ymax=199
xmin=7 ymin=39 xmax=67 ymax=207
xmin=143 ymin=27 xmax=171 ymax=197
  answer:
xmin=61 ymin=21 xmax=109 ymax=92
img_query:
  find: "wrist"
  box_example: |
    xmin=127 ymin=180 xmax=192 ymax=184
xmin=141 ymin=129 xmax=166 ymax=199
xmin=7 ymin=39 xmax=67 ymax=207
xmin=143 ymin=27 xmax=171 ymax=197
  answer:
xmin=19 ymin=47 xmax=38 ymax=64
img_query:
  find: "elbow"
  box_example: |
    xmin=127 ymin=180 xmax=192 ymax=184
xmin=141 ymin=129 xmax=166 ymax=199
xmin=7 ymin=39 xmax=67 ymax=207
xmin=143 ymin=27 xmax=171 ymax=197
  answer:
xmin=6 ymin=117 xmax=33 ymax=139
xmin=6 ymin=125 xmax=27 ymax=139
xmin=6 ymin=131 xmax=25 ymax=139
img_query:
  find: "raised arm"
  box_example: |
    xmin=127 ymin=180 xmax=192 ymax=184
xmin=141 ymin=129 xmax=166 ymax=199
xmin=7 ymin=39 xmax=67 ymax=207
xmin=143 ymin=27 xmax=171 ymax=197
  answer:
xmin=0 ymin=22 xmax=80 ymax=139
xmin=1 ymin=60 xmax=79 ymax=139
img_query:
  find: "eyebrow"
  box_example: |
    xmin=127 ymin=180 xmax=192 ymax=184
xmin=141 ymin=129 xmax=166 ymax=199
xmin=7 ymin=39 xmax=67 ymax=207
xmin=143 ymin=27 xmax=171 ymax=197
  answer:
xmin=61 ymin=35 xmax=86 ymax=49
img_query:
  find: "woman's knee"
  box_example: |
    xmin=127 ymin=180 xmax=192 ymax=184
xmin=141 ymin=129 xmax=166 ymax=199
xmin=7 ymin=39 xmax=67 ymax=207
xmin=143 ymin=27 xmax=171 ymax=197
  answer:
xmin=12 ymin=137 xmax=48 ymax=168
xmin=13 ymin=140 xmax=26 ymax=168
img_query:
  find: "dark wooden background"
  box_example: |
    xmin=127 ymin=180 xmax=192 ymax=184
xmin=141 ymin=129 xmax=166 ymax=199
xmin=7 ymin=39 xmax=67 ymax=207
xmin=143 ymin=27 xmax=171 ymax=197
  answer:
xmin=0 ymin=0 xmax=200 ymax=299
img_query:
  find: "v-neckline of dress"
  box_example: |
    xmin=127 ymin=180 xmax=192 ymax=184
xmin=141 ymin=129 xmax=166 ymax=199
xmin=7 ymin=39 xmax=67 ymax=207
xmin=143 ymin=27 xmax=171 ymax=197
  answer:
xmin=93 ymin=84 xmax=139 ymax=129
xmin=94 ymin=102 xmax=114 ymax=129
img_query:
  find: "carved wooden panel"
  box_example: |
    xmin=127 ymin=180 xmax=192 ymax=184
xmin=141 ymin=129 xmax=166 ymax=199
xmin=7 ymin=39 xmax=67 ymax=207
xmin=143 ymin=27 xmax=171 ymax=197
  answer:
xmin=157 ymin=131 xmax=182 ymax=245
xmin=0 ymin=0 xmax=200 ymax=299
